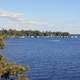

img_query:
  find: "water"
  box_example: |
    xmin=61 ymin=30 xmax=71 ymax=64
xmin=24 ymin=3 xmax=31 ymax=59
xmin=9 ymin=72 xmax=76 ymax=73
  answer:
xmin=1 ymin=38 xmax=80 ymax=80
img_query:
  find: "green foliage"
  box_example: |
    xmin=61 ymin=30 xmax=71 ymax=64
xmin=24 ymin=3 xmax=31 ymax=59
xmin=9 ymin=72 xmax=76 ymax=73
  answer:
xmin=0 ymin=38 xmax=5 ymax=49
xmin=0 ymin=55 xmax=29 ymax=80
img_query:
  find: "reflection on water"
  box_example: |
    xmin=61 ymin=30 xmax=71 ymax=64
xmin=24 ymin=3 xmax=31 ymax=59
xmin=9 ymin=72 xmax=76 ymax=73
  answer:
xmin=1 ymin=38 xmax=80 ymax=80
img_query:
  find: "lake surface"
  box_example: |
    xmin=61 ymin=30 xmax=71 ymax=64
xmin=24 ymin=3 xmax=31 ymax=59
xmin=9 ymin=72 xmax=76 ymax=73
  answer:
xmin=1 ymin=38 xmax=80 ymax=80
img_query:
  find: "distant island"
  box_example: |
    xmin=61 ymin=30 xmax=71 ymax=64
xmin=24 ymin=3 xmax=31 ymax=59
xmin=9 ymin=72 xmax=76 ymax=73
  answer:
xmin=0 ymin=29 xmax=80 ymax=39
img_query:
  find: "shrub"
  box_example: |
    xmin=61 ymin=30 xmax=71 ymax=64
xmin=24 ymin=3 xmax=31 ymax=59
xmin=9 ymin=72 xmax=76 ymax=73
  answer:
xmin=0 ymin=55 xmax=29 ymax=80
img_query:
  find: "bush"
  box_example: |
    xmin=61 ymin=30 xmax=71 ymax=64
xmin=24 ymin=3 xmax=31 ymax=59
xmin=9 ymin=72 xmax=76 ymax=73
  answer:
xmin=0 ymin=55 xmax=29 ymax=80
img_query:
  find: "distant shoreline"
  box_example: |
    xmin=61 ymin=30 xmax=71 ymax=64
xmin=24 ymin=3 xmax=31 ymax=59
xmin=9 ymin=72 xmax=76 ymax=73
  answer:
xmin=0 ymin=29 xmax=80 ymax=39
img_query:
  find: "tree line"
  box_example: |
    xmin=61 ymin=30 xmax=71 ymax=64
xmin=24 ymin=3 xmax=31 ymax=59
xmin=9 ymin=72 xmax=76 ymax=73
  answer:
xmin=0 ymin=29 xmax=70 ymax=38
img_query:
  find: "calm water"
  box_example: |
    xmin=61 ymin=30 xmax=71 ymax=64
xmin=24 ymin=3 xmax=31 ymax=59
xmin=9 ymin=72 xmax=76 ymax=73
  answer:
xmin=1 ymin=38 xmax=80 ymax=80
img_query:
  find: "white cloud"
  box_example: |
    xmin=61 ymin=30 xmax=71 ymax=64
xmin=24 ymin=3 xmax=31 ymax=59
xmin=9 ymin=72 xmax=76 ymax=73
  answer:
xmin=0 ymin=10 xmax=51 ymax=31
xmin=0 ymin=10 xmax=24 ymax=21
xmin=0 ymin=10 xmax=49 ymax=25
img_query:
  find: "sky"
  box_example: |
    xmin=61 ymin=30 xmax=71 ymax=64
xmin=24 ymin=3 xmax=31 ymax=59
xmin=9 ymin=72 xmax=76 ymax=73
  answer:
xmin=0 ymin=0 xmax=80 ymax=33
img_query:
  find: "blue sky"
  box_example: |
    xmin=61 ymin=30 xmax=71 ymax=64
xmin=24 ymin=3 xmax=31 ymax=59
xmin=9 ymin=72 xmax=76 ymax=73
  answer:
xmin=0 ymin=0 xmax=80 ymax=33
